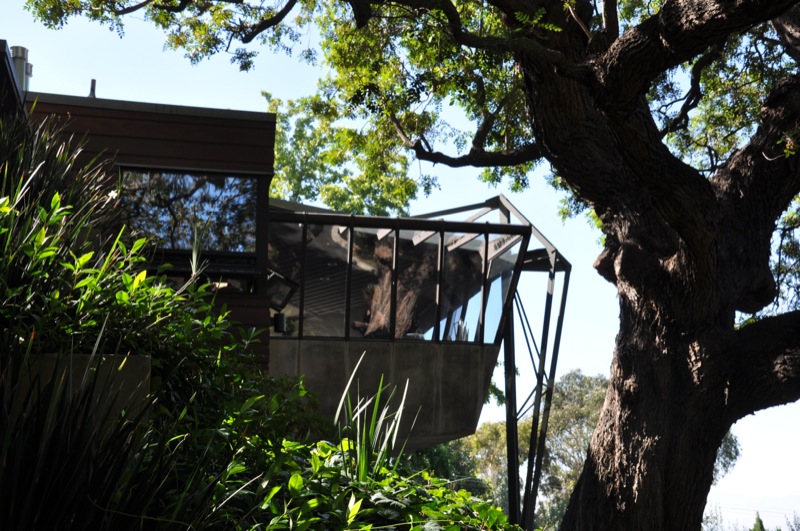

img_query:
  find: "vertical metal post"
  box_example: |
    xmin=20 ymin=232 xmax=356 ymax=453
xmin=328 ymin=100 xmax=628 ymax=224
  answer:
xmin=434 ymin=230 xmax=444 ymax=341
xmin=528 ymin=256 xmax=571 ymax=528
xmin=390 ymin=226 xmax=398 ymax=339
xmin=344 ymin=223 xmax=354 ymax=340
xmin=521 ymin=252 xmax=557 ymax=530
xmin=504 ymin=311 xmax=521 ymax=525
xmin=298 ymin=219 xmax=308 ymax=339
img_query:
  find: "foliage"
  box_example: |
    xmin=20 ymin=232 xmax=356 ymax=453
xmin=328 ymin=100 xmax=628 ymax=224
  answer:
xmin=0 ymin=108 xmax=218 ymax=528
xmin=750 ymin=513 xmax=767 ymax=531
xmin=266 ymin=92 xmax=419 ymax=216
xmin=462 ymin=422 xmax=524 ymax=512
xmin=397 ymin=438 xmax=489 ymax=497
xmin=0 ymin=109 xmax=517 ymax=529
xmin=26 ymin=0 xmax=797 ymax=201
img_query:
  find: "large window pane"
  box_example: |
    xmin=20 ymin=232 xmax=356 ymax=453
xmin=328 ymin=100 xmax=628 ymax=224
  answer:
xmin=397 ymin=229 xmax=438 ymax=340
xmin=440 ymin=231 xmax=484 ymax=342
xmin=121 ymin=169 xmax=256 ymax=252
xmin=484 ymin=235 xmax=523 ymax=344
xmin=268 ymin=220 xmax=304 ymax=336
xmin=302 ymin=224 xmax=348 ymax=337
xmin=349 ymin=226 xmax=394 ymax=338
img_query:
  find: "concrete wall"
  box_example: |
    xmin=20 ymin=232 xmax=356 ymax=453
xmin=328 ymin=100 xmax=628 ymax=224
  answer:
xmin=270 ymin=339 xmax=500 ymax=450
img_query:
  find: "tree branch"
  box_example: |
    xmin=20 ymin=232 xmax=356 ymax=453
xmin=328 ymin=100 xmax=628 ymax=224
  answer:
xmin=713 ymin=74 xmax=800 ymax=226
xmin=727 ymin=311 xmax=800 ymax=421
xmin=153 ymin=0 xmax=190 ymax=14
xmin=602 ymin=0 xmax=619 ymax=41
xmin=238 ymin=0 xmax=299 ymax=43
xmin=113 ymin=0 xmax=156 ymax=16
xmin=411 ymin=140 xmax=544 ymax=167
xmin=594 ymin=0 xmax=800 ymax=108
xmin=659 ymin=44 xmax=723 ymax=137
xmin=386 ymin=104 xmax=543 ymax=168
xmin=773 ymin=3 xmax=800 ymax=63
xmin=386 ymin=0 xmax=591 ymax=81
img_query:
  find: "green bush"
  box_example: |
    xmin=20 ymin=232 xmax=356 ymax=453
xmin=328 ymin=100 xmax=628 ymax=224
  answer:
xmin=0 ymin=109 xmax=519 ymax=530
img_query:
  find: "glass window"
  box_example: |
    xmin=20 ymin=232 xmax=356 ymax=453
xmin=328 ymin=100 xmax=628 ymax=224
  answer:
xmin=120 ymin=169 xmax=257 ymax=252
xmin=301 ymin=224 xmax=349 ymax=338
xmin=268 ymin=220 xmax=304 ymax=336
xmin=349 ymin=226 xmax=394 ymax=339
xmin=440 ymin=231 xmax=484 ymax=342
xmin=484 ymin=235 xmax=523 ymax=344
xmin=396 ymin=229 xmax=439 ymax=340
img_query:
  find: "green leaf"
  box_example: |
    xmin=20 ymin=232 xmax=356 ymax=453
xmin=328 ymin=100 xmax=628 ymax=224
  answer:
xmin=288 ymin=473 xmax=304 ymax=497
xmin=130 ymin=237 xmax=147 ymax=254
xmin=261 ymin=485 xmax=282 ymax=510
xmin=132 ymin=269 xmax=146 ymax=291
xmin=347 ymin=494 xmax=362 ymax=524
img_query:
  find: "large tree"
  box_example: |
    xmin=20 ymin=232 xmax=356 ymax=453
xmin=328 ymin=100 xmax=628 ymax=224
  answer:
xmin=25 ymin=0 xmax=800 ymax=529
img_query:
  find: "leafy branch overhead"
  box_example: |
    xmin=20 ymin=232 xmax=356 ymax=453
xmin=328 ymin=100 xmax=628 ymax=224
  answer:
xmin=23 ymin=0 xmax=800 ymax=200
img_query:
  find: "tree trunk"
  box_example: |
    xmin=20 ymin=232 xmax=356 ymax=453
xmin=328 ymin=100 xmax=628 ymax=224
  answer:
xmin=509 ymin=4 xmax=800 ymax=529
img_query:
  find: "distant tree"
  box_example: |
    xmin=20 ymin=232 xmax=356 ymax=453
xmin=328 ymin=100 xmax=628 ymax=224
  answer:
xmin=751 ymin=512 xmax=767 ymax=531
xmin=536 ymin=371 xmax=609 ymax=527
xmin=701 ymin=505 xmax=727 ymax=531
xmin=787 ymin=511 xmax=800 ymax=531
xmin=462 ymin=419 xmax=516 ymax=513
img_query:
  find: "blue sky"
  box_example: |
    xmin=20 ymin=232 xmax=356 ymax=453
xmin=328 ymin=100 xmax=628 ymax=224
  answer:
xmin=2 ymin=3 xmax=799 ymax=528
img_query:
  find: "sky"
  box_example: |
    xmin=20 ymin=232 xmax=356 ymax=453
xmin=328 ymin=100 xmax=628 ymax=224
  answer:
xmin=2 ymin=3 xmax=799 ymax=529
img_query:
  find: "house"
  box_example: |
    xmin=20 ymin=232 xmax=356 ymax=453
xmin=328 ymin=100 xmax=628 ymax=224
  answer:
xmin=0 ymin=42 xmax=570 ymax=457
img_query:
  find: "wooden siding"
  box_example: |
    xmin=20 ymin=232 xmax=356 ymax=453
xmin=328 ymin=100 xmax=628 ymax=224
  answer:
xmin=27 ymin=92 xmax=275 ymax=175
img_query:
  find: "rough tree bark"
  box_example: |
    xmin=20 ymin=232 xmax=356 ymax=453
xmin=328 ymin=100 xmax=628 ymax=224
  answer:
xmin=504 ymin=1 xmax=800 ymax=529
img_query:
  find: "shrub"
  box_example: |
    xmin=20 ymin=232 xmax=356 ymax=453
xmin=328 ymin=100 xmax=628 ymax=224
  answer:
xmin=0 ymin=108 xmax=518 ymax=530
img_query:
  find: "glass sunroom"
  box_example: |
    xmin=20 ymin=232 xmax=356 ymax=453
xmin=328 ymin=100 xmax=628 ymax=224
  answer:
xmin=265 ymin=196 xmax=536 ymax=448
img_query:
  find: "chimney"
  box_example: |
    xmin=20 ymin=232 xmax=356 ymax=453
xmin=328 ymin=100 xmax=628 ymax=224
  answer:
xmin=10 ymin=46 xmax=32 ymax=93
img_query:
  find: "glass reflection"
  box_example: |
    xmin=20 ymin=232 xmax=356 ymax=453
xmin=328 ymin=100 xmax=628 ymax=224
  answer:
xmin=349 ymin=227 xmax=394 ymax=338
xmin=121 ymin=170 xmax=256 ymax=252
xmin=268 ymin=221 xmax=304 ymax=337
xmin=301 ymin=224 xmax=348 ymax=337
xmin=484 ymin=236 xmax=523 ymax=344
xmin=396 ymin=229 xmax=438 ymax=340
xmin=440 ymin=231 xmax=484 ymax=342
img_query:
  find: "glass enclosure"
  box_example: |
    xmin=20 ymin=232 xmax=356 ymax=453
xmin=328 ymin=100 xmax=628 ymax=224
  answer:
xmin=268 ymin=209 xmax=532 ymax=346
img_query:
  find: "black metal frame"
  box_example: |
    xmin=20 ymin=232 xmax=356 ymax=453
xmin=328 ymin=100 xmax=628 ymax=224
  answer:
xmin=503 ymin=248 xmax=571 ymax=529
xmin=268 ymin=199 xmax=534 ymax=345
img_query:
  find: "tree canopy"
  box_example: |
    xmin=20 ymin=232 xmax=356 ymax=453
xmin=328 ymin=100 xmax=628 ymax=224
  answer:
xmin=24 ymin=0 xmax=800 ymax=529
xmin=265 ymin=92 xmax=418 ymax=215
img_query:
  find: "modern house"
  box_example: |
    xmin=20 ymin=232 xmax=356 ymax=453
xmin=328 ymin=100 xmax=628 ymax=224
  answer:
xmin=1 ymin=39 xmax=570 ymax=525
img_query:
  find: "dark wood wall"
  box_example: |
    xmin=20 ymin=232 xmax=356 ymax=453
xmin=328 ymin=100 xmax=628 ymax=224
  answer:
xmin=27 ymin=93 xmax=275 ymax=175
